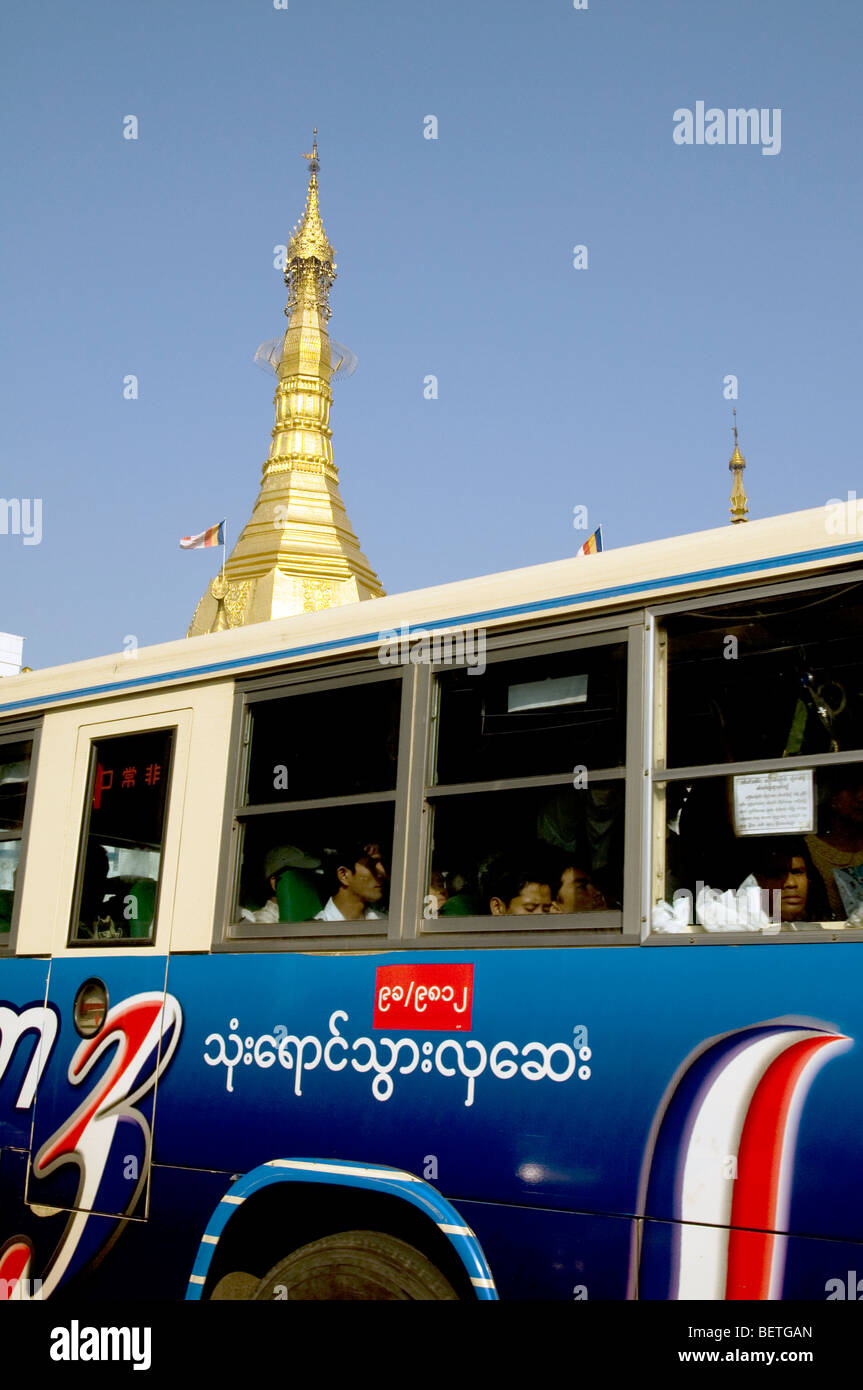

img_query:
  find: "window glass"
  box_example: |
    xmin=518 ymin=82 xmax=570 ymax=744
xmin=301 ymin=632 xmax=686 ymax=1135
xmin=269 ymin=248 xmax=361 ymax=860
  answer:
xmin=665 ymin=587 xmax=863 ymax=768
xmin=655 ymin=763 xmax=863 ymax=932
xmin=426 ymin=782 xmax=624 ymax=923
xmin=434 ymin=643 xmax=627 ymax=785
xmin=245 ymin=679 xmax=400 ymax=804
xmin=0 ymin=740 xmax=32 ymax=937
xmin=70 ymin=730 xmax=174 ymax=943
xmin=236 ymin=804 xmax=393 ymax=928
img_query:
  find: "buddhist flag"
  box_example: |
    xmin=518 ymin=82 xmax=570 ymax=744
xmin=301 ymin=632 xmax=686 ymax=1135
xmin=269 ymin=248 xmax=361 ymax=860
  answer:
xmin=180 ymin=520 xmax=225 ymax=550
xmin=577 ymin=525 xmax=603 ymax=557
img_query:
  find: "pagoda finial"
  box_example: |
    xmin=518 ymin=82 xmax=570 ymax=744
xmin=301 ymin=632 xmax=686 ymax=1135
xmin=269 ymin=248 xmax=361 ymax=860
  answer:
xmin=729 ymin=407 xmax=749 ymax=524
xmin=288 ymin=128 xmax=334 ymax=268
xmin=302 ymin=128 xmax=320 ymax=173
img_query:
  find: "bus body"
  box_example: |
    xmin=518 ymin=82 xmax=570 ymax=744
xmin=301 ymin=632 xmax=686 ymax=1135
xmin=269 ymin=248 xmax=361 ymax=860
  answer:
xmin=2 ymin=504 xmax=863 ymax=1301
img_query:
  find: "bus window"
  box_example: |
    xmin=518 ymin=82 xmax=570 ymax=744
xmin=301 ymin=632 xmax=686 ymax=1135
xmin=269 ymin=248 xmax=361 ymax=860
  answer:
xmin=664 ymin=585 xmax=863 ymax=768
xmin=654 ymin=583 xmax=863 ymax=936
xmin=230 ymin=676 xmax=401 ymax=933
xmin=656 ymin=766 xmax=863 ymax=931
xmin=434 ymin=642 xmax=627 ymax=785
xmin=0 ymin=737 xmax=33 ymax=942
xmin=425 ymin=640 xmax=627 ymax=929
xmin=244 ymin=678 xmax=400 ymax=805
xmin=235 ymin=805 xmax=394 ymax=927
xmin=69 ymin=729 xmax=174 ymax=944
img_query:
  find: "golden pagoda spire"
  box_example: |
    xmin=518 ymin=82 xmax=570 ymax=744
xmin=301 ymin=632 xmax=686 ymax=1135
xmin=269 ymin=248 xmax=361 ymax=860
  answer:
xmin=729 ymin=409 xmax=749 ymax=524
xmin=187 ymin=132 xmax=384 ymax=636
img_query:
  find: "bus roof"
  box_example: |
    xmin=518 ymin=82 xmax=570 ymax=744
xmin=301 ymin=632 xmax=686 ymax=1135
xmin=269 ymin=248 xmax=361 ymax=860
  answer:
xmin=2 ymin=504 xmax=861 ymax=717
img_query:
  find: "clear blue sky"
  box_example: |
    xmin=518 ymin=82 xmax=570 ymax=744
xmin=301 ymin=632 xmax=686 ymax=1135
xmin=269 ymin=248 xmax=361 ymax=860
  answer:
xmin=2 ymin=0 xmax=861 ymax=669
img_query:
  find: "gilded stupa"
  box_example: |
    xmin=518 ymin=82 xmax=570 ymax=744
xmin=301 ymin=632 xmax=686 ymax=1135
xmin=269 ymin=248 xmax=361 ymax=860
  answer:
xmin=187 ymin=134 xmax=384 ymax=636
xmin=729 ymin=408 xmax=749 ymax=524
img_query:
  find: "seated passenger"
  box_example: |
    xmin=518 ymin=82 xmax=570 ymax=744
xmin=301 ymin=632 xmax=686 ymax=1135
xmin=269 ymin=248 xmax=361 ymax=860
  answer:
xmin=250 ymin=844 xmax=321 ymax=923
xmin=556 ymin=863 xmax=607 ymax=913
xmin=805 ymin=768 xmax=863 ymax=919
xmin=77 ymin=843 xmax=124 ymax=939
xmin=484 ymin=854 xmax=557 ymax=916
xmin=315 ymin=842 xmax=388 ymax=922
xmin=749 ymin=838 xmax=824 ymax=925
xmin=438 ymin=868 xmax=482 ymax=917
xmin=428 ymin=869 xmax=449 ymax=915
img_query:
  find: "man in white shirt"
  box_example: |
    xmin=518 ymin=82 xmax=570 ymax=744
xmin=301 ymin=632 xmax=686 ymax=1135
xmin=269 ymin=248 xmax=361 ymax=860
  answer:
xmin=315 ymin=842 xmax=388 ymax=921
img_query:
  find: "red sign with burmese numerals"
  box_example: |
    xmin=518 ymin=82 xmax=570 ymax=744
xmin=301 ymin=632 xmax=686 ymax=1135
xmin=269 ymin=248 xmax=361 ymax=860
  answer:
xmin=373 ymin=964 xmax=474 ymax=1031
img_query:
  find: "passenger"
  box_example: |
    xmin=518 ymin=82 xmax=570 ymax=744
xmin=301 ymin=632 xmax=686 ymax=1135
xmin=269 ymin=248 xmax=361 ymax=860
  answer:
xmin=485 ymin=855 xmax=557 ymax=916
xmin=428 ymin=869 xmax=449 ymax=914
xmin=556 ymin=864 xmax=607 ymax=914
xmin=250 ymin=844 xmax=321 ymax=923
xmin=805 ymin=768 xmax=863 ymax=918
xmin=315 ymin=842 xmax=388 ymax=921
xmin=77 ymin=843 xmax=123 ymax=939
xmin=749 ymin=838 xmax=823 ymax=924
xmin=438 ymin=868 xmax=482 ymax=916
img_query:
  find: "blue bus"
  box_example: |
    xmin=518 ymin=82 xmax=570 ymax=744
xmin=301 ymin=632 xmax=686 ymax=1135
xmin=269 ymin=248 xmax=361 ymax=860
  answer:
xmin=2 ymin=503 xmax=863 ymax=1301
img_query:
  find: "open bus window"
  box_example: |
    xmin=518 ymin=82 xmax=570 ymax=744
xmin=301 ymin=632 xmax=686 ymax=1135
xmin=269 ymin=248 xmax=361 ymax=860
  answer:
xmin=235 ymin=804 xmax=393 ymax=928
xmin=244 ymin=678 xmax=400 ymax=806
xmin=664 ymin=586 xmax=863 ymax=768
xmin=654 ymin=764 xmax=863 ymax=933
xmin=69 ymin=729 xmax=174 ymax=944
xmin=424 ymin=783 xmax=624 ymax=924
xmin=0 ymin=740 xmax=32 ymax=939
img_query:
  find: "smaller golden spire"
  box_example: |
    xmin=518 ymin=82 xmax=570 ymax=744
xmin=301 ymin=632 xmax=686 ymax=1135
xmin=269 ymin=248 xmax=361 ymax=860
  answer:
xmin=288 ymin=128 xmax=335 ymax=265
xmin=729 ymin=408 xmax=749 ymax=524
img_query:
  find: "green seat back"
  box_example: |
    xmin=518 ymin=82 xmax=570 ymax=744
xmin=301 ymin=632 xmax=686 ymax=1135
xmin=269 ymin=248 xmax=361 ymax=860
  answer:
xmin=275 ymin=869 xmax=323 ymax=923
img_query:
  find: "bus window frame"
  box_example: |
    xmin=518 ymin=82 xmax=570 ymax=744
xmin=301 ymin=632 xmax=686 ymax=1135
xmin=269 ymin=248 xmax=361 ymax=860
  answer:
xmin=646 ymin=566 xmax=863 ymax=946
xmin=0 ymin=718 xmax=41 ymax=957
xmin=214 ymin=662 xmax=411 ymax=950
xmin=407 ymin=620 xmax=645 ymax=946
xmin=213 ymin=614 xmax=647 ymax=951
xmin=66 ymin=723 xmax=178 ymax=951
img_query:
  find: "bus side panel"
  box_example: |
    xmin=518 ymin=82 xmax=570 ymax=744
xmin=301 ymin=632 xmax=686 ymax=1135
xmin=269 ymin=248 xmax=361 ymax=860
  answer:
xmin=49 ymin=1165 xmax=233 ymax=1304
xmin=0 ymin=958 xmax=53 ymax=1150
xmin=639 ymin=1218 xmax=863 ymax=1301
xmin=452 ymin=1199 xmax=633 ymax=1299
xmin=158 ymin=948 xmax=863 ymax=1251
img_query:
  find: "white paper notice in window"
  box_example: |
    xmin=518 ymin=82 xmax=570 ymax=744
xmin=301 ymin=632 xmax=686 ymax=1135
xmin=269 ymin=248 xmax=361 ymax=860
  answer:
xmin=732 ymin=769 xmax=815 ymax=837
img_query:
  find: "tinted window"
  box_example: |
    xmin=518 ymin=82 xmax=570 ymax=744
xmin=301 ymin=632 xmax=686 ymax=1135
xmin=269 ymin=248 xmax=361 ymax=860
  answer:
xmin=245 ymin=679 xmax=400 ymax=804
xmin=665 ymin=587 xmax=863 ymax=768
xmin=70 ymin=729 xmax=174 ymax=943
xmin=435 ymin=643 xmax=627 ymax=785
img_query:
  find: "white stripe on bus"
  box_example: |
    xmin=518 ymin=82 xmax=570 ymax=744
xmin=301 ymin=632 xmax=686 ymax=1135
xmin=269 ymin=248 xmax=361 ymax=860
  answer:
xmin=189 ymin=1275 xmax=206 ymax=1285
xmin=437 ymin=1223 xmax=472 ymax=1236
xmin=202 ymin=1234 xmax=218 ymax=1244
xmin=471 ymin=1277 xmax=495 ymax=1289
xmin=265 ymin=1159 xmax=422 ymax=1182
xmin=221 ymin=1195 xmax=245 ymax=1205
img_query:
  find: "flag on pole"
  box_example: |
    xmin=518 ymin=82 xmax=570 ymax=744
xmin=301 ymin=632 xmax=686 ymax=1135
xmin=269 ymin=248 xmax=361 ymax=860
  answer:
xmin=577 ymin=525 xmax=603 ymax=557
xmin=179 ymin=520 xmax=225 ymax=550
